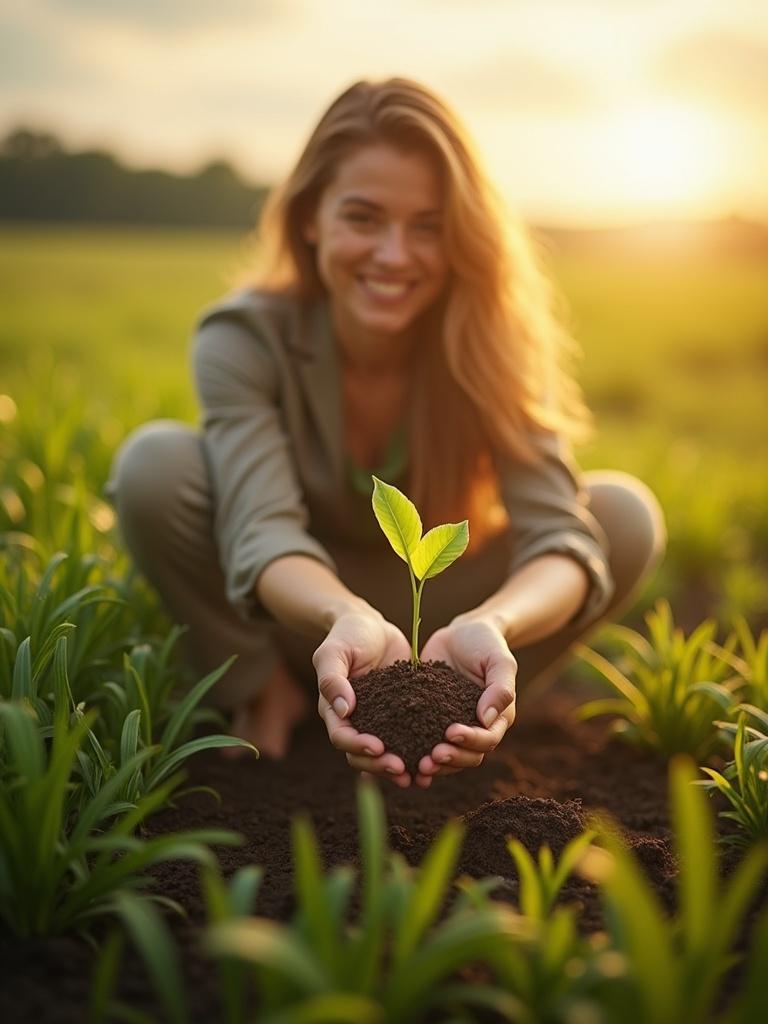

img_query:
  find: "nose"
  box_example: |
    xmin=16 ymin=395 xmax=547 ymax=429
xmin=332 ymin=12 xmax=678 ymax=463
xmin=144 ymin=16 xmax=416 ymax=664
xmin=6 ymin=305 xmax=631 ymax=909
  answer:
xmin=374 ymin=224 xmax=410 ymax=266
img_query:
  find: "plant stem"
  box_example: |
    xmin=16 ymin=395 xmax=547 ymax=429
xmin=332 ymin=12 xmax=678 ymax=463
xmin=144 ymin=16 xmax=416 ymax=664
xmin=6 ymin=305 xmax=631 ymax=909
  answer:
xmin=409 ymin=570 xmax=425 ymax=666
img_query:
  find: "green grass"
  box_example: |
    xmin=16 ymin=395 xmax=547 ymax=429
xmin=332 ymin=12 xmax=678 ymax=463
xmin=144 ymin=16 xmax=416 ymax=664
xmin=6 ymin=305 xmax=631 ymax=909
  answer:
xmin=2 ymin=224 xmax=766 ymax=623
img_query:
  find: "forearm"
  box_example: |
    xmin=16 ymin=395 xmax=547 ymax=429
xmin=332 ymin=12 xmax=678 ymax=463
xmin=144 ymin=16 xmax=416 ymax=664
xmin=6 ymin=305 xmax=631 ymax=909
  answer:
xmin=255 ymin=554 xmax=377 ymax=639
xmin=457 ymin=553 xmax=590 ymax=647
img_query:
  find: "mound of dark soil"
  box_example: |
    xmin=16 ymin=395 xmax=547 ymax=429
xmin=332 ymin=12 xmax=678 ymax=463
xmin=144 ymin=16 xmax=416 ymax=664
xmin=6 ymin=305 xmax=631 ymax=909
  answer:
xmin=350 ymin=658 xmax=481 ymax=775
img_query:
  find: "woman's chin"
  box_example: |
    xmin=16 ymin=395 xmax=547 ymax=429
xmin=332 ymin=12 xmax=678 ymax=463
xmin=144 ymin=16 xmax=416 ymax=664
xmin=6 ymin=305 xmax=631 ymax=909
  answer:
xmin=351 ymin=304 xmax=420 ymax=338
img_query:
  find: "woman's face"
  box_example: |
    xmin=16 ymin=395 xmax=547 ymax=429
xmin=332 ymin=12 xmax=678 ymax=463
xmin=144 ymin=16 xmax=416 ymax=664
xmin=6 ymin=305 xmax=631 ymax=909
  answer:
xmin=304 ymin=142 xmax=449 ymax=357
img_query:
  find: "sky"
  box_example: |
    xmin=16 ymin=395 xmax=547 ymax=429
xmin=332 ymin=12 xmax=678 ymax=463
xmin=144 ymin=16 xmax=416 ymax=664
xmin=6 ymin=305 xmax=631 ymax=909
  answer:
xmin=2 ymin=0 xmax=767 ymax=226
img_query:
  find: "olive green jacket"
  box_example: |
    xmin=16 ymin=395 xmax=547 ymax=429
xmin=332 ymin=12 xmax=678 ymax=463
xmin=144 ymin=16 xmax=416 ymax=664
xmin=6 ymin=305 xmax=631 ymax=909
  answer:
xmin=190 ymin=289 xmax=614 ymax=627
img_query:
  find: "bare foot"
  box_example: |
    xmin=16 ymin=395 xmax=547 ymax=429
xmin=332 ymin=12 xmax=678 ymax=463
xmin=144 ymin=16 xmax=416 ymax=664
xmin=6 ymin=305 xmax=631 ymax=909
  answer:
xmin=223 ymin=659 xmax=310 ymax=760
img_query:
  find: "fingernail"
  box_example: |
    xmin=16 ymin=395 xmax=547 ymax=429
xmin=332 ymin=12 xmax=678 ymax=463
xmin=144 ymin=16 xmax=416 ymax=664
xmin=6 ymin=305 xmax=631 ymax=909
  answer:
xmin=449 ymin=734 xmax=465 ymax=745
xmin=385 ymin=766 xmax=401 ymax=775
xmin=438 ymin=754 xmax=452 ymax=764
xmin=482 ymin=707 xmax=498 ymax=728
xmin=333 ymin=697 xmax=349 ymax=718
xmin=362 ymin=745 xmax=376 ymax=756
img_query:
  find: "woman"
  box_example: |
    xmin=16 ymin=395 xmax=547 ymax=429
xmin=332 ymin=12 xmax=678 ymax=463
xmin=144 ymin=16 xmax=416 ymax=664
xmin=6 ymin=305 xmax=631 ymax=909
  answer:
xmin=105 ymin=77 xmax=666 ymax=789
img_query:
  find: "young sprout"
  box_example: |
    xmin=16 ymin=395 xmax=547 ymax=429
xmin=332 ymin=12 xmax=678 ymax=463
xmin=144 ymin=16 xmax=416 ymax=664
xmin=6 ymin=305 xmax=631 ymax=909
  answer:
xmin=371 ymin=476 xmax=469 ymax=666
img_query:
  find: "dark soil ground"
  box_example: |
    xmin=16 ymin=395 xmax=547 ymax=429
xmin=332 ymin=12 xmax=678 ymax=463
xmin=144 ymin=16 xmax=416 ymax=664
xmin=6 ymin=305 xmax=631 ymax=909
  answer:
xmin=1 ymin=676 xmax=761 ymax=1024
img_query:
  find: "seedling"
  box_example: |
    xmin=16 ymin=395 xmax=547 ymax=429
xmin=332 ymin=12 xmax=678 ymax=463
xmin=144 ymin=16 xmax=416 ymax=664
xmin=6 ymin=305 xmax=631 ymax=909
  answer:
xmin=371 ymin=476 xmax=469 ymax=665
xmin=698 ymin=709 xmax=768 ymax=848
xmin=574 ymin=600 xmax=742 ymax=760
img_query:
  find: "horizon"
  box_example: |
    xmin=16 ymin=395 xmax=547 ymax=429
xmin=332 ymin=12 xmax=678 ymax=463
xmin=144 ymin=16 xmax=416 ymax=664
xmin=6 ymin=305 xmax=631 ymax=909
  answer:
xmin=5 ymin=122 xmax=768 ymax=234
xmin=2 ymin=2 xmax=767 ymax=229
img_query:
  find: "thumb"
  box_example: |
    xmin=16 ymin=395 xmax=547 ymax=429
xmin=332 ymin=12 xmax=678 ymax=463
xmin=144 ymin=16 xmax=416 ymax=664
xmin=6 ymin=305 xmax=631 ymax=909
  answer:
xmin=476 ymin=656 xmax=517 ymax=729
xmin=313 ymin=640 xmax=357 ymax=719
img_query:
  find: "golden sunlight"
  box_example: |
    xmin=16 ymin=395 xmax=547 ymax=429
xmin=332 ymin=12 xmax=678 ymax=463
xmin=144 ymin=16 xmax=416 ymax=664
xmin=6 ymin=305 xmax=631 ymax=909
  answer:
xmin=605 ymin=101 xmax=731 ymax=210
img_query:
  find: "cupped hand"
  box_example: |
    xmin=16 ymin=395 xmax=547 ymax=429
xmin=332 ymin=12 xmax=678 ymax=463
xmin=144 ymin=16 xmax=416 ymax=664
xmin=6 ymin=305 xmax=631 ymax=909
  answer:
xmin=415 ymin=614 xmax=517 ymax=789
xmin=313 ymin=608 xmax=413 ymax=787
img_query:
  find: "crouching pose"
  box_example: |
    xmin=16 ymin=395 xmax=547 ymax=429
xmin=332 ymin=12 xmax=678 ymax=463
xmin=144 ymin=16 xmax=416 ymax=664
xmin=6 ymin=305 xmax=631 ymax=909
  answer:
xmin=105 ymin=77 xmax=666 ymax=789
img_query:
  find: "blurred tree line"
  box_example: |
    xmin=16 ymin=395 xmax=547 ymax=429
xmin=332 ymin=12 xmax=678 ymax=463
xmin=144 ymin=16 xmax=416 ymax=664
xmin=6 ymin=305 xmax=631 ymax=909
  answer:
xmin=2 ymin=126 xmax=766 ymax=256
xmin=0 ymin=128 xmax=269 ymax=227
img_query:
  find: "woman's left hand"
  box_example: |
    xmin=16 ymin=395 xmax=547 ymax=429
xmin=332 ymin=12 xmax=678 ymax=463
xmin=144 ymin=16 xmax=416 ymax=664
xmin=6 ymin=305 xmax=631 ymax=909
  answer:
xmin=415 ymin=613 xmax=517 ymax=788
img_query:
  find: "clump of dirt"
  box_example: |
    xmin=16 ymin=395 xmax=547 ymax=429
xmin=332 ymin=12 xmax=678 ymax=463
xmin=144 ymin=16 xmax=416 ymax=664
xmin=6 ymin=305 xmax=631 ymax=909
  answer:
xmin=459 ymin=794 xmax=587 ymax=879
xmin=350 ymin=659 xmax=481 ymax=775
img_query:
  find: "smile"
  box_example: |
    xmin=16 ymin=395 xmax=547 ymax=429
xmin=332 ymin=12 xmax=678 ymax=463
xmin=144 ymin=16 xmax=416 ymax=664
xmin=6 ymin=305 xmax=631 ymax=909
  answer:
xmin=358 ymin=277 xmax=415 ymax=301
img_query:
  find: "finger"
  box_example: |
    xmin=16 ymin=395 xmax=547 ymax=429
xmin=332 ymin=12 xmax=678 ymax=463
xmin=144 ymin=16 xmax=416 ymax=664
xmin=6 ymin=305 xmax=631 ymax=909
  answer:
xmin=313 ymin=645 xmax=357 ymax=719
xmin=347 ymin=752 xmax=411 ymax=787
xmin=414 ymin=761 xmax=477 ymax=786
xmin=318 ymin=695 xmax=385 ymax=757
xmin=475 ymin=675 xmax=517 ymax=730
xmin=418 ymin=748 xmax=485 ymax=776
xmin=444 ymin=711 xmax=511 ymax=752
xmin=346 ymin=749 xmax=407 ymax=776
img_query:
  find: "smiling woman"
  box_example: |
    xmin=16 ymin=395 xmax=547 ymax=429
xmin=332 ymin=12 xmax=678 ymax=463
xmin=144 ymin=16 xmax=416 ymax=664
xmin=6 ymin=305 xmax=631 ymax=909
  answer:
xmin=105 ymin=76 xmax=666 ymax=790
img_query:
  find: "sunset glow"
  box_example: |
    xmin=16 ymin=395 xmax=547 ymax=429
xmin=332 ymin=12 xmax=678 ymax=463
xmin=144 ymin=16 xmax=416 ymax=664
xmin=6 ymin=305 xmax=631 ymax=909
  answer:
xmin=608 ymin=103 xmax=730 ymax=207
xmin=1 ymin=1 xmax=766 ymax=226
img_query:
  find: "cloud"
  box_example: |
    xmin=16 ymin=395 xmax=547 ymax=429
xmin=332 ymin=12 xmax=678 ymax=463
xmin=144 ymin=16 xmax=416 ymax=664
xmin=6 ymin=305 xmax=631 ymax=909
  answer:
xmin=448 ymin=51 xmax=600 ymax=114
xmin=47 ymin=0 xmax=289 ymax=35
xmin=655 ymin=30 xmax=768 ymax=113
xmin=0 ymin=12 xmax=101 ymax=87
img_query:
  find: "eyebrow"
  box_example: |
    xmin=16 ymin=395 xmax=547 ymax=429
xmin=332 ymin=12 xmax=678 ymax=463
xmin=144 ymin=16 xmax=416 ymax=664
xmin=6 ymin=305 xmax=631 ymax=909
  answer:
xmin=339 ymin=196 xmax=442 ymax=217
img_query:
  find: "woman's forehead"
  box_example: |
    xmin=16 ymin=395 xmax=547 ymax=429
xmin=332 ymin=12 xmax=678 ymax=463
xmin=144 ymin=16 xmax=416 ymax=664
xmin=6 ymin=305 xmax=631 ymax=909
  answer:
xmin=325 ymin=143 xmax=443 ymax=209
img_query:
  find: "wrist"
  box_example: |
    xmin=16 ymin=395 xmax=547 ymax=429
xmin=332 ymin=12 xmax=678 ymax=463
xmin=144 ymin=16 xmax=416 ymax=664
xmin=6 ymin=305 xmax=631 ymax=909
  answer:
xmin=452 ymin=606 xmax=512 ymax=640
xmin=322 ymin=594 xmax=380 ymax=631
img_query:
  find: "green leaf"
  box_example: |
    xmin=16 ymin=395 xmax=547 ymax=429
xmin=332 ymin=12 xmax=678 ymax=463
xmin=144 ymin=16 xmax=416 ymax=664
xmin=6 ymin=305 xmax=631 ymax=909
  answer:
xmin=717 ymin=842 xmax=768 ymax=964
xmin=728 ymin=905 xmax=768 ymax=1023
xmin=387 ymin=908 xmax=525 ymax=1021
xmin=160 ymin=655 xmax=238 ymax=753
xmin=11 ymin=637 xmax=33 ymax=700
xmin=120 ymin=709 xmax=142 ymax=768
xmin=575 ymin=698 xmax=636 ymax=721
xmin=145 ymin=735 xmax=256 ymax=791
xmin=112 ymin=891 xmax=189 ymax=1024
xmin=228 ymin=865 xmax=263 ymax=918
xmin=431 ymin=982 xmax=523 ymax=1022
xmin=87 ymin=928 xmax=124 ymax=1024
xmin=371 ymin=477 xmax=421 ymax=563
xmin=292 ymin=816 xmax=340 ymax=976
xmin=574 ymin=643 xmax=648 ymax=712
xmin=592 ymin=815 xmax=678 ymax=1024
xmin=0 ymin=700 xmax=45 ymax=780
xmin=261 ymin=994 xmax=383 ymax=1024
xmin=354 ymin=781 xmax=386 ymax=994
xmin=207 ymin=919 xmax=327 ymax=994
xmin=671 ymin=757 xmax=714 ymax=960
xmin=392 ymin=819 xmax=464 ymax=967
xmin=410 ymin=522 xmax=469 ymax=582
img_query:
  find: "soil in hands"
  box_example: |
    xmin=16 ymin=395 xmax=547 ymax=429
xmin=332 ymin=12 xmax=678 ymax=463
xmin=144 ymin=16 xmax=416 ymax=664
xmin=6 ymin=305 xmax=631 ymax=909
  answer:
xmin=349 ymin=658 xmax=481 ymax=775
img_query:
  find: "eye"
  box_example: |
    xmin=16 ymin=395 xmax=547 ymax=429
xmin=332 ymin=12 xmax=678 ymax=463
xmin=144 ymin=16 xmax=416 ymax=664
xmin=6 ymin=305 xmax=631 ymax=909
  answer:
xmin=413 ymin=221 xmax=442 ymax=235
xmin=344 ymin=211 xmax=376 ymax=225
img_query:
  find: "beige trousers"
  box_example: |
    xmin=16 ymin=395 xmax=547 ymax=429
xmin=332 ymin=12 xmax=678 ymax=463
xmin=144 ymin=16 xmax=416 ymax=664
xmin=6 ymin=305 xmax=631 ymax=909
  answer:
xmin=104 ymin=421 xmax=667 ymax=711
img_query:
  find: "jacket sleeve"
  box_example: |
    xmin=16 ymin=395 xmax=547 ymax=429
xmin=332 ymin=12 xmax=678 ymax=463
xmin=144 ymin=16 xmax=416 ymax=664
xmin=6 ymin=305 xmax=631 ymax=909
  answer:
xmin=190 ymin=314 xmax=338 ymax=624
xmin=494 ymin=428 xmax=615 ymax=630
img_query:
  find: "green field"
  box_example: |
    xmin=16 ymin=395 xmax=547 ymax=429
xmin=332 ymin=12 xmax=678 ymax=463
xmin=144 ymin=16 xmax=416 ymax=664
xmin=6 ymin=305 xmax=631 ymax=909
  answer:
xmin=2 ymin=225 xmax=767 ymax=627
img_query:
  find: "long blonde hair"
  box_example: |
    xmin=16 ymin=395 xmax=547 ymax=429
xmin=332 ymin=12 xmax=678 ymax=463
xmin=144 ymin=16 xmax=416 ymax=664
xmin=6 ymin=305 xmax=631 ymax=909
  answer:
xmin=237 ymin=77 xmax=592 ymax=552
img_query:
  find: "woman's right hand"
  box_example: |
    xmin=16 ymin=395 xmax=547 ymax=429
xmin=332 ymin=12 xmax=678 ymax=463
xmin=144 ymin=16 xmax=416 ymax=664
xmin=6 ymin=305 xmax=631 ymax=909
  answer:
xmin=313 ymin=609 xmax=413 ymax=787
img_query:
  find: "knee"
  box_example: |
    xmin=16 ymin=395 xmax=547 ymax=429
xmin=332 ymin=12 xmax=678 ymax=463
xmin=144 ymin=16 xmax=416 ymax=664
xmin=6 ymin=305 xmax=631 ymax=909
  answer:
xmin=584 ymin=470 xmax=667 ymax=594
xmin=104 ymin=420 xmax=201 ymax=527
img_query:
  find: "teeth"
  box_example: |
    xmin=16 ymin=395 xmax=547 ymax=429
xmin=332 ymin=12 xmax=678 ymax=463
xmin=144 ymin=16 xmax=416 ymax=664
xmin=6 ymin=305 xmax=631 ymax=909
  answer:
xmin=363 ymin=278 xmax=410 ymax=297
